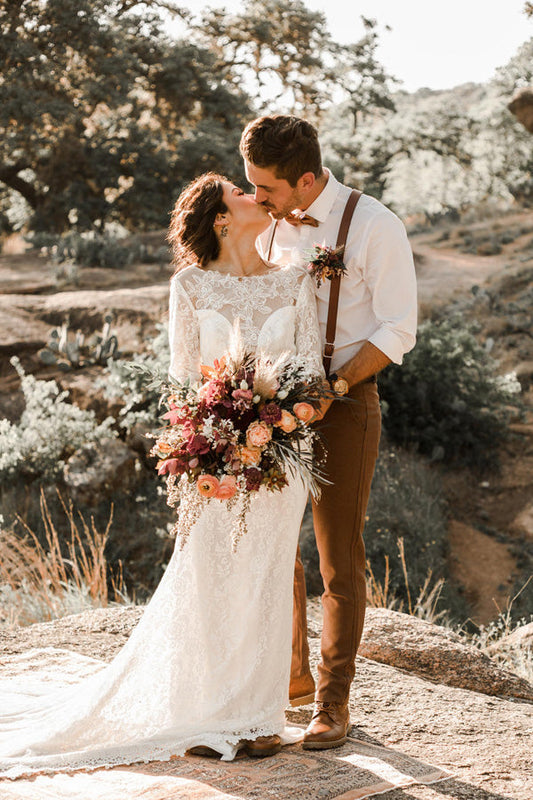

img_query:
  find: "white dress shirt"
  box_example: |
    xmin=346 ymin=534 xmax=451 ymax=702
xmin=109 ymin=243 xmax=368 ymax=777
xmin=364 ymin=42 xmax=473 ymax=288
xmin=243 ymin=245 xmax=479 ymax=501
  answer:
xmin=257 ymin=169 xmax=417 ymax=371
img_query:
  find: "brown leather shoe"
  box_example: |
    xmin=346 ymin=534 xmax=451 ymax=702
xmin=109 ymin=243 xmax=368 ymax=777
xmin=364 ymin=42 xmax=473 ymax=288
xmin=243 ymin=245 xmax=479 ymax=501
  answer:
xmin=241 ymin=734 xmax=282 ymax=757
xmin=302 ymin=701 xmax=350 ymax=750
xmin=289 ymin=672 xmax=315 ymax=707
xmin=187 ymin=745 xmax=220 ymax=757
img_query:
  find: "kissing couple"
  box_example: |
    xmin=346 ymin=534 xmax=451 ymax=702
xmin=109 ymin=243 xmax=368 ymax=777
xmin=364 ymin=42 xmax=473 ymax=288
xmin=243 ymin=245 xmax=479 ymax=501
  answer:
xmin=0 ymin=115 xmax=417 ymax=778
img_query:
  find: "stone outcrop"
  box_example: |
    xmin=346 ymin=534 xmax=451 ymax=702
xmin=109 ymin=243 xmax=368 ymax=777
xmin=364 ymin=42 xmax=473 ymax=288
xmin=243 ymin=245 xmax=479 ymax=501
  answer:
xmin=358 ymin=608 xmax=533 ymax=701
xmin=509 ymin=86 xmax=533 ymax=133
xmin=1 ymin=605 xmax=532 ymax=799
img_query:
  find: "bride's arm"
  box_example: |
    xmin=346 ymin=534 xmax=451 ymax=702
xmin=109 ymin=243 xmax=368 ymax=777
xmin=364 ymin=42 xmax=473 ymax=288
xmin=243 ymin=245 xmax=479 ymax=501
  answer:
xmin=294 ymin=272 xmax=325 ymax=378
xmin=168 ymin=276 xmax=202 ymax=383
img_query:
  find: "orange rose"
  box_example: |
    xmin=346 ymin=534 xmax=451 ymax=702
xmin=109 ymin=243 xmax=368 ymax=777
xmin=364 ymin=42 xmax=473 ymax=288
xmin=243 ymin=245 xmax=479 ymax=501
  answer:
xmin=196 ymin=474 xmax=220 ymax=497
xmin=246 ymin=420 xmax=272 ymax=448
xmin=239 ymin=446 xmax=262 ymax=466
xmin=276 ymin=410 xmax=297 ymax=433
xmin=216 ymin=475 xmax=238 ymax=499
xmin=293 ymin=402 xmax=315 ymax=423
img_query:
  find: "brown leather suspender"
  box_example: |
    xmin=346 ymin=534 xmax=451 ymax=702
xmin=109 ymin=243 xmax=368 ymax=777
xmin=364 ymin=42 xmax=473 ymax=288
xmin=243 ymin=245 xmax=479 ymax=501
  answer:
xmin=266 ymin=189 xmax=362 ymax=376
xmin=323 ymin=189 xmax=361 ymax=376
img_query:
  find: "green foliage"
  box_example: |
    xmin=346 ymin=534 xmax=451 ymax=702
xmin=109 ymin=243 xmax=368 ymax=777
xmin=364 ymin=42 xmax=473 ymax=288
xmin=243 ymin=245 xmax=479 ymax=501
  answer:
xmin=379 ymin=318 xmax=522 ymax=468
xmin=101 ymin=324 xmax=170 ymax=431
xmin=0 ymin=0 xmax=250 ymax=232
xmin=196 ymin=1 xmax=396 ymax=120
xmin=0 ymin=359 xmax=116 ymax=485
xmin=38 ymin=314 xmax=120 ymax=371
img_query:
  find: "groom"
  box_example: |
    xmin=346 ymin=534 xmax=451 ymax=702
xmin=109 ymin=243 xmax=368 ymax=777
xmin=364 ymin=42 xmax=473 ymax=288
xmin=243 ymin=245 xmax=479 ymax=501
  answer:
xmin=240 ymin=115 xmax=417 ymax=749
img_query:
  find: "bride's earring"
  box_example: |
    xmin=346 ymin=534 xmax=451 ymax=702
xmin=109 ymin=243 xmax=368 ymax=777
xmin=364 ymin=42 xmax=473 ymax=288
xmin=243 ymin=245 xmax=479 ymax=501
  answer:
xmin=221 ymin=224 xmax=228 ymax=238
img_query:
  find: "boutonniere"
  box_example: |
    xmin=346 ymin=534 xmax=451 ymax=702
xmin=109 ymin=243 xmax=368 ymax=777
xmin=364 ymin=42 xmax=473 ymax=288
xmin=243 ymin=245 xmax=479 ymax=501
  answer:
xmin=305 ymin=245 xmax=347 ymax=288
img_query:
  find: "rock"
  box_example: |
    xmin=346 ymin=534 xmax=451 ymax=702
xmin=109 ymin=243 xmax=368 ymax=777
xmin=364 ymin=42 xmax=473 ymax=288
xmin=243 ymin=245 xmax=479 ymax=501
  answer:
xmin=0 ymin=607 xmax=143 ymax=662
xmin=487 ymin=621 xmax=533 ymax=656
xmin=513 ymin=360 xmax=533 ymax=389
xmin=511 ymin=502 xmax=533 ymax=540
xmin=63 ymin=439 xmax=138 ymax=506
xmin=509 ymin=86 xmax=533 ymax=134
xmin=1 ymin=606 xmax=533 ymax=799
xmin=359 ymin=607 xmax=533 ymax=701
xmin=476 ymin=240 xmax=502 ymax=256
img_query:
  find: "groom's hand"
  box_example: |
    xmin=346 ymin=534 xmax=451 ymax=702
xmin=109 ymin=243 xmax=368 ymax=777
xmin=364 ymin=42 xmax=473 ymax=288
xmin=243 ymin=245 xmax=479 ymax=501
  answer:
xmin=312 ymin=395 xmax=334 ymax=422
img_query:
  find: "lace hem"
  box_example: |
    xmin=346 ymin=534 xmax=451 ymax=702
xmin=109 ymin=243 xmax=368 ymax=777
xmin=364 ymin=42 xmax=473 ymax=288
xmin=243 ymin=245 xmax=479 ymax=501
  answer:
xmin=0 ymin=723 xmax=304 ymax=780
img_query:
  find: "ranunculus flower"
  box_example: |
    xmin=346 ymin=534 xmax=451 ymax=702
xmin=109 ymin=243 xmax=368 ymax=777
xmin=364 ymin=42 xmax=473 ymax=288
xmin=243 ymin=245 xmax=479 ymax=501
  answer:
xmin=239 ymin=446 xmax=262 ymax=466
xmin=260 ymin=402 xmax=282 ymax=424
xmin=276 ymin=410 xmax=297 ymax=433
xmin=244 ymin=467 xmax=262 ymax=491
xmin=216 ymin=475 xmax=238 ymax=500
xmin=197 ymin=474 xmax=220 ymax=497
xmin=293 ymin=402 xmax=315 ymax=423
xmin=246 ymin=420 xmax=272 ymax=448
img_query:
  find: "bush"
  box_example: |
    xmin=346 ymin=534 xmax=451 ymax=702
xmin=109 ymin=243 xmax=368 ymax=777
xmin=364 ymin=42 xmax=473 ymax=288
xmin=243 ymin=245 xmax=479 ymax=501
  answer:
xmin=101 ymin=324 xmax=170 ymax=432
xmin=0 ymin=358 xmax=116 ymax=485
xmin=29 ymin=230 xmax=170 ymax=270
xmin=379 ymin=318 xmax=522 ymax=468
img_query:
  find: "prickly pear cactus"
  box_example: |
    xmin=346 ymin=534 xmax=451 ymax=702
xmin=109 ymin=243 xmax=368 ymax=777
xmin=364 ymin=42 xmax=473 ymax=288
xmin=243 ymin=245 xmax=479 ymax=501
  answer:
xmin=38 ymin=315 xmax=120 ymax=369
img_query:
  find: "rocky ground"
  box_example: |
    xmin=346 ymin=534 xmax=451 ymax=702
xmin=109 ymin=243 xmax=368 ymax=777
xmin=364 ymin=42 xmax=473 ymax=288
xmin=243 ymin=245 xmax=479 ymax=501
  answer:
xmin=0 ymin=605 xmax=531 ymax=799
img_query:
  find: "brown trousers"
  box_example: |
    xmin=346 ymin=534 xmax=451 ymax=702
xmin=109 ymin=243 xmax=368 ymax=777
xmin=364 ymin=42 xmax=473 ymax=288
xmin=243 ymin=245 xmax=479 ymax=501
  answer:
xmin=292 ymin=380 xmax=381 ymax=704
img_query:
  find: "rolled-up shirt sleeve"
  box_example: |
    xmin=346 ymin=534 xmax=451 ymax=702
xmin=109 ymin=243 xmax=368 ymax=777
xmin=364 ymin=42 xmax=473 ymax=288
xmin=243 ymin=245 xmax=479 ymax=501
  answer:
xmin=355 ymin=210 xmax=417 ymax=365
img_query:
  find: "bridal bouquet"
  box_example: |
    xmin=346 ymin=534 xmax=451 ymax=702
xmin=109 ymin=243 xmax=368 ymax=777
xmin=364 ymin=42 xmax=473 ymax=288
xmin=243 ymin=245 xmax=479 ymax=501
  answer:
xmin=151 ymin=344 xmax=328 ymax=549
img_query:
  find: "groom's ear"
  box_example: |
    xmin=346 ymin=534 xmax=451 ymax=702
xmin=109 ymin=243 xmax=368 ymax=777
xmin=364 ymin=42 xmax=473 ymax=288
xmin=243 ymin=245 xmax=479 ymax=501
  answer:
xmin=298 ymin=172 xmax=317 ymax=193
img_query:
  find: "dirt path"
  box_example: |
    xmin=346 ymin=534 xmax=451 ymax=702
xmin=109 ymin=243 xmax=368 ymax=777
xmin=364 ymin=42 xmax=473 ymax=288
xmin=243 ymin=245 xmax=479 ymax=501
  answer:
xmin=411 ymin=238 xmax=508 ymax=310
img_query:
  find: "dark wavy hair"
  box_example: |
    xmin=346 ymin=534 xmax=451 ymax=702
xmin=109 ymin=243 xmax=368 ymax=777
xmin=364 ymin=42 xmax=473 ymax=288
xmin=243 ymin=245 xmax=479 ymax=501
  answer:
xmin=240 ymin=115 xmax=322 ymax=187
xmin=168 ymin=173 xmax=228 ymax=272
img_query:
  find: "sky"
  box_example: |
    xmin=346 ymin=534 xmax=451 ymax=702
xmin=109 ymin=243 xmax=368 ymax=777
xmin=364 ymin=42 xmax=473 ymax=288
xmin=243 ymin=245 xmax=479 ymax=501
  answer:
xmin=170 ymin=0 xmax=531 ymax=93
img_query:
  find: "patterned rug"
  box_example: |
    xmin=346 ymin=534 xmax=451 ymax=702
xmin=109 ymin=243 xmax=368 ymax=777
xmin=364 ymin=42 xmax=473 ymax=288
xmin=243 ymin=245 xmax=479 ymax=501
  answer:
xmin=1 ymin=734 xmax=450 ymax=800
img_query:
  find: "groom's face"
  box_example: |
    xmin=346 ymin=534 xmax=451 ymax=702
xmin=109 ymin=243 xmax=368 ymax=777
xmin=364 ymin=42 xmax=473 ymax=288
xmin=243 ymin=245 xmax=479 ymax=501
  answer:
xmin=244 ymin=162 xmax=305 ymax=220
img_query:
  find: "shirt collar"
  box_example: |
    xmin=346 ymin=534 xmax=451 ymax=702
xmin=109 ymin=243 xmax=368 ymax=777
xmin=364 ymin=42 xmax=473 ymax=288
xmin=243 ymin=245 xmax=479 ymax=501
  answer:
xmin=304 ymin=168 xmax=340 ymax=223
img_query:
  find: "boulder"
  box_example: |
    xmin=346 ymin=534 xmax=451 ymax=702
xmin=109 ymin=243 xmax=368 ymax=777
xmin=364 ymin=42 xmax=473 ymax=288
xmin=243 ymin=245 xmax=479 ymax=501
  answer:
xmin=511 ymin=502 xmax=533 ymax=540
xmin=509 ymin=86 xmax=533 ymax=134
xmin=359 ymin=607 xmax=533 ymax=700
xmin=487 ymin=620 xmax=533 ymax=655
xmin=63 ymin=439 xmax=138 ymax=506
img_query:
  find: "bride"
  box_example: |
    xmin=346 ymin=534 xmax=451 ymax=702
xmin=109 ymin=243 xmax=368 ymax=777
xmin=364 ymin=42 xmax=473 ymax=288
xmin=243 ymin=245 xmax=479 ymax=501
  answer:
xmin=0 ymin=173 xmax=325 ymax=778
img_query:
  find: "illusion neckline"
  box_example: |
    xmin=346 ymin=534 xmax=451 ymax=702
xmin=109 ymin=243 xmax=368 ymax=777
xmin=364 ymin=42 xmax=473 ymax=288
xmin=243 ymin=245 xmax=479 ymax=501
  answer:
xmin=191 ymin=264 xmax=294 ymax=280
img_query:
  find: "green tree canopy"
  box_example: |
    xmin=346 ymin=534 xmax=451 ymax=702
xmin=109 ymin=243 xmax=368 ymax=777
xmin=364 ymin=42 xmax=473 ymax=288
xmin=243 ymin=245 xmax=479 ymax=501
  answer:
xmin=0 ymin=0 xmax=251 ymax=232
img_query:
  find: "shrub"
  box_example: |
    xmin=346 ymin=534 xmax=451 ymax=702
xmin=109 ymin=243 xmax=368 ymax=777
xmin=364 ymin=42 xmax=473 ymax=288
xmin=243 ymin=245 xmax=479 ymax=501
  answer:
xmin=379 ymin=317 xmax=522 ymax=468
xmin=101 ymin=323 xmax=170 ymax=432
xmin=0 ymin=358 xmax=116 ymax=485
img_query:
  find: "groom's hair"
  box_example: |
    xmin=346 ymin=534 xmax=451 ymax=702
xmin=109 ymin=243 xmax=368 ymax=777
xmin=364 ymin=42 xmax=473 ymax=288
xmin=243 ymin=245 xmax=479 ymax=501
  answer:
xmin=240 ymin=115 xmax=322 ymax=187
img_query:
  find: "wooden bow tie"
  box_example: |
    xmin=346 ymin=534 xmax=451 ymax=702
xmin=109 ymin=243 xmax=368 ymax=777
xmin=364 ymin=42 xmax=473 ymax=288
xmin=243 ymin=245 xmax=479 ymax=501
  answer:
xmin=284 ymin=210 xmax=320 ymax=227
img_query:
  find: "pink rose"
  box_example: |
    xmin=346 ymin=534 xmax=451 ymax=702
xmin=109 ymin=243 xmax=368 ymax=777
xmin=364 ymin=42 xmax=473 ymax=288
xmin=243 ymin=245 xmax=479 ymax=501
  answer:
xmin=246 ymin=420 xmax=272 ymax=448
xmin=196 ymin=474 xmax=220 ymax=497
xmin=276 ymin=410 xmax=297 ymax=433
xmin=216 ymin=475 xmax=238 ymax=500
xmin=293 ymin=402 xmax=315 ymax=423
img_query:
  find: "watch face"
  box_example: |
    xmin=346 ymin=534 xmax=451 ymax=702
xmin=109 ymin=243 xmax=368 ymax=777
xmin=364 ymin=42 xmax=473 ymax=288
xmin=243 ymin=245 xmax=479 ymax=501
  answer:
xmin=334 ymin=378 xmax=349 ymax=395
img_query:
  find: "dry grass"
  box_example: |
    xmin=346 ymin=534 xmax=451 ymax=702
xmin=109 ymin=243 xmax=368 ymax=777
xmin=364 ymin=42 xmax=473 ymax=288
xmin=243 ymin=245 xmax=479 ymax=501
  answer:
xmin=366 ymin=537 xmax=447 ymax=624
xmin=0 ymin=489 xmax=128 ymax=627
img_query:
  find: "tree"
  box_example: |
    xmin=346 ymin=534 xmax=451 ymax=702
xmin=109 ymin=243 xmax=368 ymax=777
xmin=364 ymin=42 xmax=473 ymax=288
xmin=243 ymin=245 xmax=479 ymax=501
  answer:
xmin=195 ymin=0 xmax=396 ymax=122
xmin=0 ymin=0 xmax=251 ymax=232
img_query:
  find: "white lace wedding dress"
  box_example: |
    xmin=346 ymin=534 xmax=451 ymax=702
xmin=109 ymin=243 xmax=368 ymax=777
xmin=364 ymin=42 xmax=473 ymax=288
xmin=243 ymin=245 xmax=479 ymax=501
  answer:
xmin=0 ymin=264 xmax=324 ymax=779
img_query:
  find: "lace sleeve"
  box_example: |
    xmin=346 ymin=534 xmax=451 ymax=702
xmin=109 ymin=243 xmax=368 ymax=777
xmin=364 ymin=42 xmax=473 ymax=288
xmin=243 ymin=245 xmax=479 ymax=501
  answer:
xmin=168 ymin=276 xmax=202 ymax=382
xmin=295 ymin=272 xmax=325 ymax=377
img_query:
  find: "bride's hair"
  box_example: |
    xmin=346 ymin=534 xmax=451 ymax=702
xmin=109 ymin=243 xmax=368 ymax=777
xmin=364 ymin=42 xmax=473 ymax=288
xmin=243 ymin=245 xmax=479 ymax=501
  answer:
xmin=168 ymin=173 xmax=228 ymax=272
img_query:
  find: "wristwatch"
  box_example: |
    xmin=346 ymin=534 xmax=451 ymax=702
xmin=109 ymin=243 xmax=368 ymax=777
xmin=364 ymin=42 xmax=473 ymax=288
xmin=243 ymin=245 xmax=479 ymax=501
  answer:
xmin=329 ymin=373 xmax=349 ymax=396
